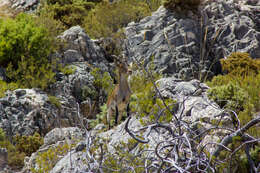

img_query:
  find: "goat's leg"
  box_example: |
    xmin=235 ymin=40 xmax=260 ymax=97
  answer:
xmin=115 ymin=105 xmax=119 ymax=125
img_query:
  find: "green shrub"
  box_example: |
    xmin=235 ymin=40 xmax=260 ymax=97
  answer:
xmin=84 ymin=0 xmax=151 ymax=38
xmin=39 ymin=0 xmax=99 ymax=30
xmin=13 ymin=132 xmax=44 ymax=156
xmin=207 ymin=82 xmax=247 ymax=112
xmin=32 ymin=142 xmax=76 ymax=173
xmin=59 ymin=65 xmax=76 ymax=76
xmin=89 ymin=104 xmax=107 ymax=129
xmin=0 ymin=80 xmax=19 ymax=98
xmin=0 ymin=13 xmax=55 ymax=68
xmin=0 ymin=128 xmax=44 ymax=169
xmin=48 ymin=95 xmax=62 ymax=109
xmin=90 ymin=67 xmax=114 ymax=96
xmin=163 ymin=0 xmax=202 ymax=12
xmin=7 ymin=151 xmax=26 ymax=168
xmin=207 ymin=52 xmax=260 ymax=137
xmin=6 ymin=56 xmax=56 ymax=90
xmin=220 ymin=52 xmax=260 ymax=77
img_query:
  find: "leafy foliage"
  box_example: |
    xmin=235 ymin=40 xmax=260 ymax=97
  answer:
xmin=207 ymin=52 xmax=260 ymax=136
xmin=90 ymin=67 xmax=114 ymax=96
xmin=32 ymin=142 xmax=76 ymax=173
xmin=0 ymin=13 xmax=55 ymax=68
xmin=163 ymin=0 xmax=202 ymax=12
xmin=89 ymin=104 xmax=107 ymax=129
xmin=84 ymin=0 xmax=151 ymax=38
xmin=40 ymin=0 xmax=99 ymax=29
xmin=6 ymin=56 xmax=56 ymax=90
xmin=48 ymin=95 xmax=62 ymax=109
xmin=0 ymin=80 xmax=19 ymax=98
xmin=13 ymin=132 xmax=44 ymax=156
xmin=220 ymin=52 xmax=260 ymax=77
xmin=58 ymin=65 xmax=76 ymax=76
xmin=0 ymin=129 xmax=44 ymax=169
xmin=208 ymin=82 xmax=247 ymax=112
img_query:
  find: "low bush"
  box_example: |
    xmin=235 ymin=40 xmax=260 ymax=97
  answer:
xmin=207 ymin=52 xmax=260 ymax=135
xmin=39 ymin=0 xmax=100 ymax=30
xmin=84 ymin=0 xmax=151 ymax=38
xmin=0 ymin=80 xmax=19 ymax=98
xmin=0 ymin=13 xmax=55 ymax=68
xmin=0 ymin=128 xmax=44 ymax=169
xmin=6 ymin=56 xmax=56 ymax=90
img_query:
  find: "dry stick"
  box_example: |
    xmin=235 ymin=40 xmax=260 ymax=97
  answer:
xmin=213 ymin=115 xmax=260 ymax=157
xmin=245 ymin=144 xmax=258 ymax=173
xmin=228 ymin=139 xmax=260 ymax=173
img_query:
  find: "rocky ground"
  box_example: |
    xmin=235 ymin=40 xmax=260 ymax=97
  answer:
xmin=0 ymin=0 xmax=259 ymax=172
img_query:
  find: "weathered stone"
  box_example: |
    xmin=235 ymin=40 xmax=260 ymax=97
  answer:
xmin=124 ymin=1 xmax=260 ymax=79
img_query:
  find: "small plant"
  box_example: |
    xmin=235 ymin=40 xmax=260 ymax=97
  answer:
xmin=84 ymin=0 xmax=151 ymax=38
xmin=59 ymin=65 xmax=76 ymax=76
xmin=0 ymin=13 xmax=55 ymax=68
xmin=130 ymin=61 xmax=175 ymax=124
xmin=0 ymin=129 xmax=44 ymax=169
xmin=48 ymin=95 xmax=62 ymax=109
xmin=207 ymin=82 xmax=247 ymax=112
xmin=0 ymin=80 xmax=19 ymax=98
xmin=90 ymin=67 xmax=114 ymax=96
xmin=13 ymin=132 xmax=44 ymax=156
xmin=89 ymin=104 xmax=107 ymax=129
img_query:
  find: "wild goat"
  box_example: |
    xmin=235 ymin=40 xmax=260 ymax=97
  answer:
xmin=106 ymin=55 xmax=132 ymax=129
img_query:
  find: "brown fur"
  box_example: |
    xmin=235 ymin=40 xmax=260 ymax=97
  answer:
xmin=106 ymin=61 xmax=131 ymax=129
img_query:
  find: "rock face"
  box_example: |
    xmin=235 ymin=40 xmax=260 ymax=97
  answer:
xmin=57 ymin=26 xmax=110 ymax=71
xmin=22 ymin=127 xmax=84 ymax=173
xmin=123 ymin=0 xmax=260 ymax=79
xmin=9 ymin=0 xmax=39 ymax=12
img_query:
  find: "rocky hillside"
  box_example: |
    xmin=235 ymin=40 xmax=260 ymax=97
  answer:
xmin=0 ymin=0 xmax=259 ymax=172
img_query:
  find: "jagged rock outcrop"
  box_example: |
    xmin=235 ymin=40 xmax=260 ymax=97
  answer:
xmin=0 ymin=88 xmax=78 ymax=137
xmin=57 ymin=26 xmax=110 ymax=71
xmin=7 ymin=0 xmax=39 ymax=12
xmin=123 ymin=0 xmax=260 ymax=79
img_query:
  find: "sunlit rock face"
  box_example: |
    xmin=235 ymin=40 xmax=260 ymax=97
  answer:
xmin=123 ymin=1 xmax=260 ymax=80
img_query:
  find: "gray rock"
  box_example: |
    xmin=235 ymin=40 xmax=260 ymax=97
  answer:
xmin=22 ymin=127 xmax=84 ymax=173
xmin=157 ymin=77 xmax=225 ymax=124
xmin=43 ymin=127 xmax=83 ymax=147
xmin=0 ymin=148 xmax=7 ymax=170
xmin=10 ymin=0 xmax=39 ymax=12
xmin=57 ymin=26 xmax=110 ymax=71
xmin=123 ymin=1 xmax=260 ymax=79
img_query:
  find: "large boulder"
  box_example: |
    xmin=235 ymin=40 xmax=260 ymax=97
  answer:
xmin=123 ymin=0 xmax=260 ymax=79
xmin=57 ymin=26 xmax=110 ymax=71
